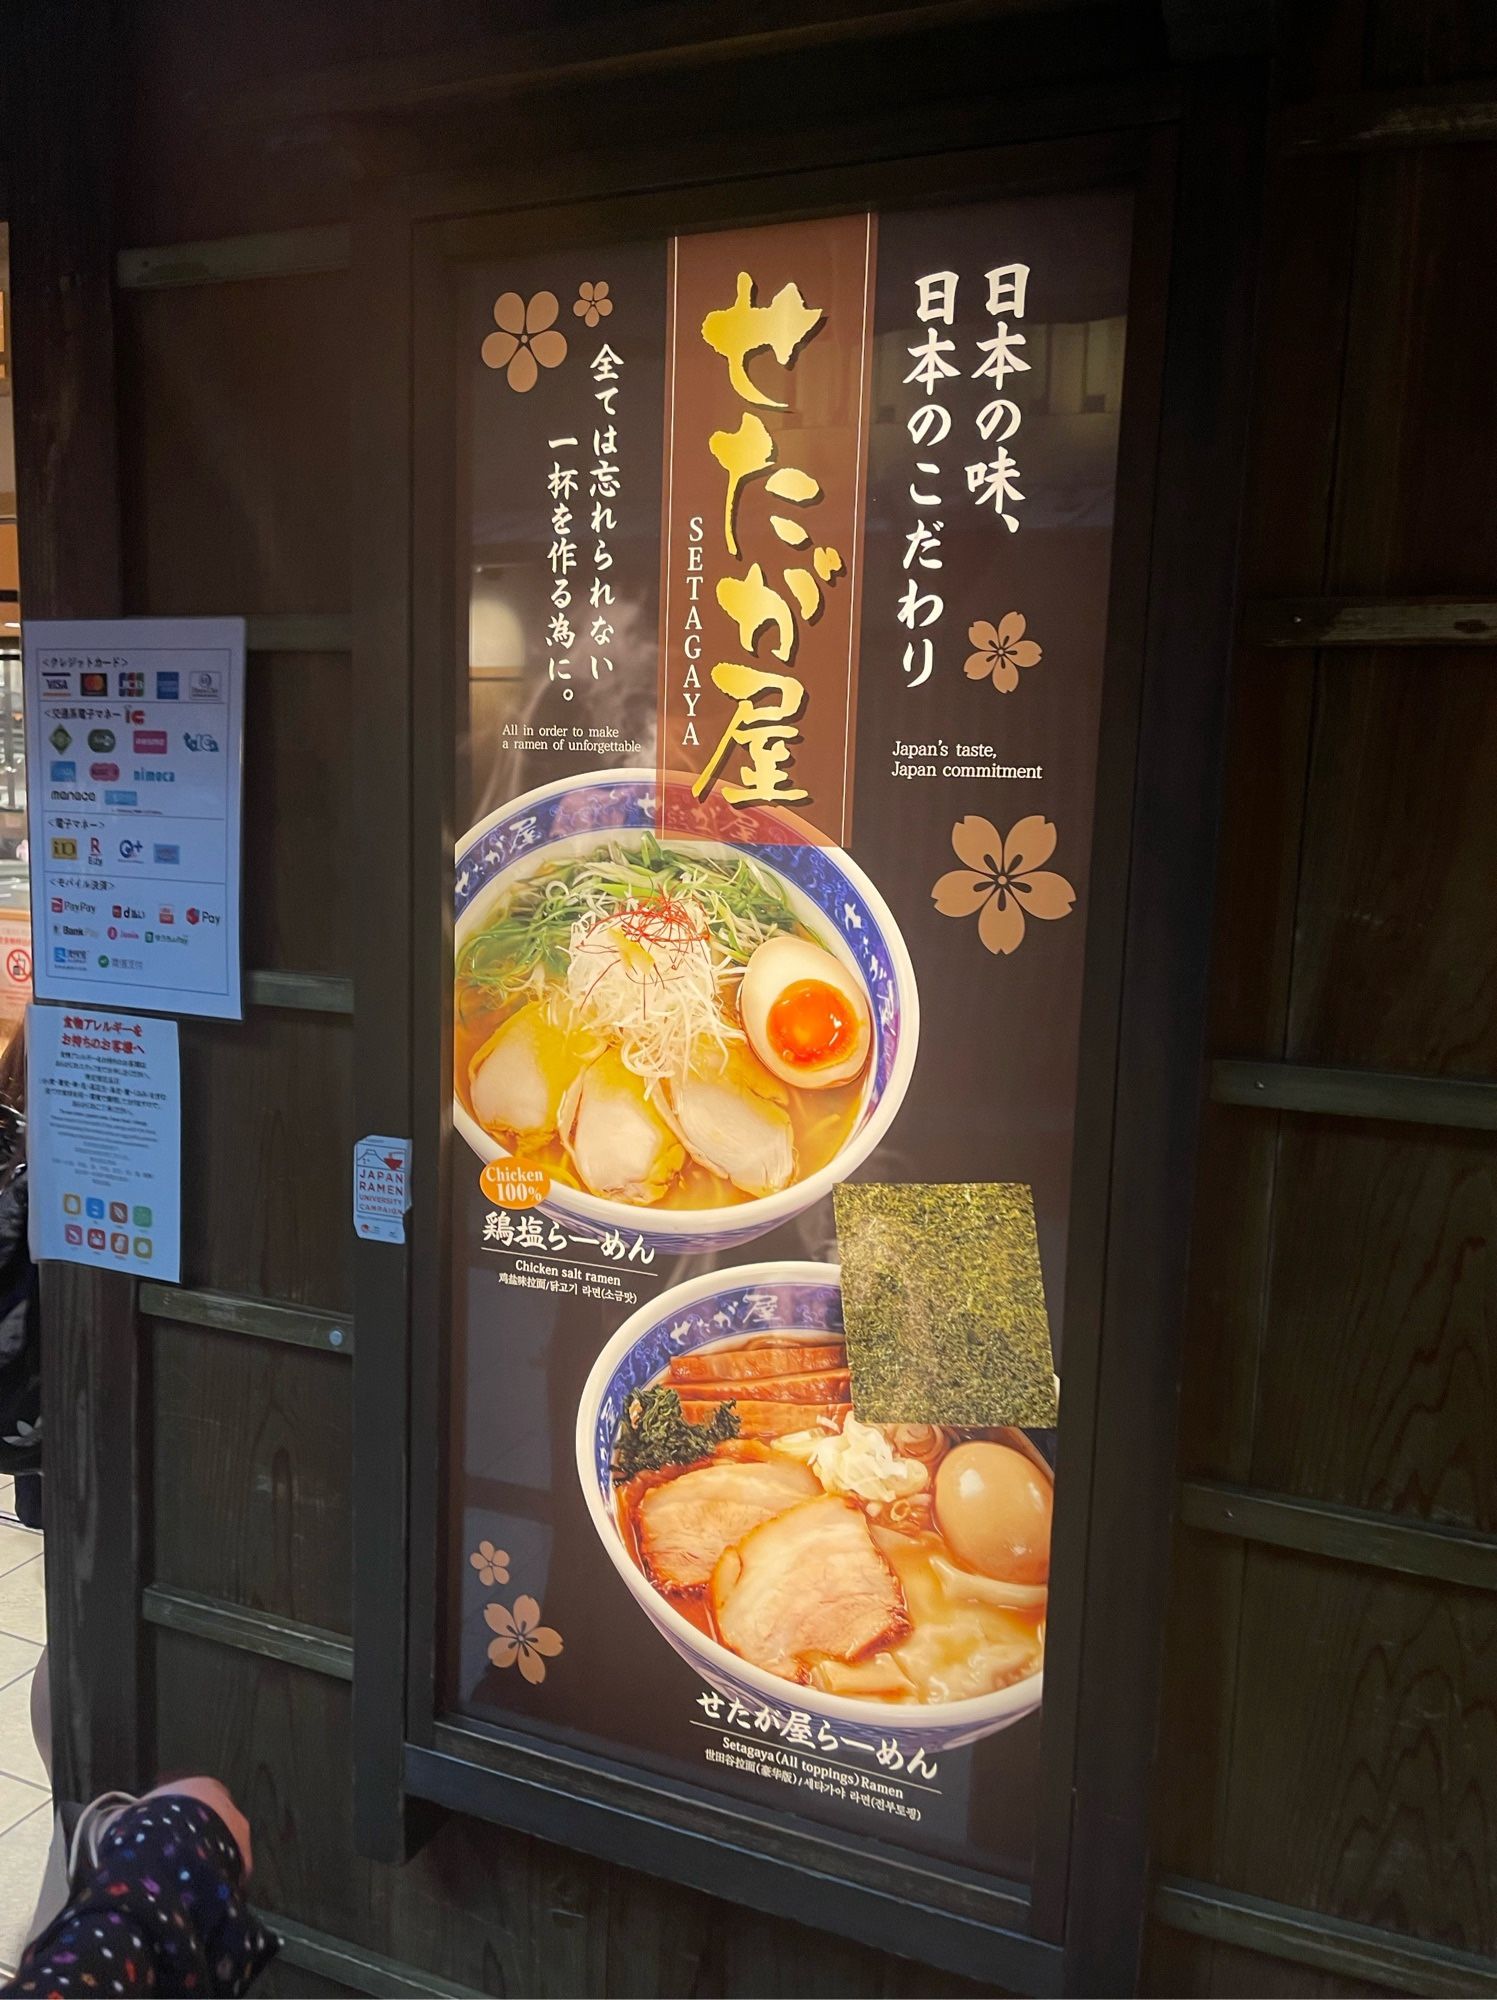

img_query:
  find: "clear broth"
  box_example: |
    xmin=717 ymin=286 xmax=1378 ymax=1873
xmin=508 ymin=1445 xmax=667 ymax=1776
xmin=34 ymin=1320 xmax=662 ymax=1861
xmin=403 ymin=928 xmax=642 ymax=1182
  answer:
xmin=453 ymin=983 xmax=866 ymax=1210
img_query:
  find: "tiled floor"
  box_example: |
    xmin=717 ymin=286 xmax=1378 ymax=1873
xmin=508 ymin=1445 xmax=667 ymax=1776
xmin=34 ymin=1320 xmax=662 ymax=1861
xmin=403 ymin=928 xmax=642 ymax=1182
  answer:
xmin=0 ymin=1478 xmax=49 ymax=1976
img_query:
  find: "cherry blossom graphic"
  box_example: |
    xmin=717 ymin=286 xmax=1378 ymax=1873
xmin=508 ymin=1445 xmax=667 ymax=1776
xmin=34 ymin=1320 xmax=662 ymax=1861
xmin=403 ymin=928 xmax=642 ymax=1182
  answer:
xmin=932 ymin=814 xmax=1075 ymax=956
xmin=482 ymin=291 xmax=567 ymax=392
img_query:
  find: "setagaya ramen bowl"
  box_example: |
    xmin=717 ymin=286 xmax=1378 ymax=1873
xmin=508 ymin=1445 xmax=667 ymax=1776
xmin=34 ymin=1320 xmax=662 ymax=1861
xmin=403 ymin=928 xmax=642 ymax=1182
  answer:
xmin=453 ymin=770 xmax=919 ymax=1254
xmin=576 ymin=1263 xmax=1050 ymax=1755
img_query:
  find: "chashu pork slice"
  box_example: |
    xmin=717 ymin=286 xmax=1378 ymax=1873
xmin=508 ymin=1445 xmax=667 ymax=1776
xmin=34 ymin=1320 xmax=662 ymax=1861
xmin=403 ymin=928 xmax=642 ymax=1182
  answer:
xmin=710 ymin=1495 xmax=910 ymax=1682
xmin=670 ymin=1342 xmax=846 ymax=1384
xmin=637 ymin=1457 xmax=819 ymax=1594
xmin=680 ymin=1398 xmax=850 ymax=1438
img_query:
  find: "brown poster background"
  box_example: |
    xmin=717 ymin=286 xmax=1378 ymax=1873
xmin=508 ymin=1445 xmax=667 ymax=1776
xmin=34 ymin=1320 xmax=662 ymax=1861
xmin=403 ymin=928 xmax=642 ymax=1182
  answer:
xmin=448 ymin=189 xmax=1130 ymax=1881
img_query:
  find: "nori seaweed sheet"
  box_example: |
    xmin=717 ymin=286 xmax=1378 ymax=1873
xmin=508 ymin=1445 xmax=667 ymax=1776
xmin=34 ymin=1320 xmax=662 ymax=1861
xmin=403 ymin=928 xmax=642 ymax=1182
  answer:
xmin=833 ymin=1182 xmax=1058 ymax=1426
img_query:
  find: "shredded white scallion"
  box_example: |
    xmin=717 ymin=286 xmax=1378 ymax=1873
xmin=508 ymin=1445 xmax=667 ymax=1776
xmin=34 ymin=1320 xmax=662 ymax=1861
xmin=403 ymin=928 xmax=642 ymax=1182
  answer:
xmin=562 ymin=894 xmax=745 ymax=1085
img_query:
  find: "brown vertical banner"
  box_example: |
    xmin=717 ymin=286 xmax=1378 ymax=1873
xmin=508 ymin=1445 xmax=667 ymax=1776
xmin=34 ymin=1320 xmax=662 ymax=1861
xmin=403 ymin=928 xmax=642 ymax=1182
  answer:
xmin=658 ymin=215 xmax=875 ymax=844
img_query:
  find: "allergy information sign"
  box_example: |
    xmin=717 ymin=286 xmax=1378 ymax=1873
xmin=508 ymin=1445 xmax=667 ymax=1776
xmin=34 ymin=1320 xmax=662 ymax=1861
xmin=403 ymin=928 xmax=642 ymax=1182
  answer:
xmin=26 ymin=1002 xmax=182 ymax=1282
xmin=24 ymin=616 xmax=245 ymax=1020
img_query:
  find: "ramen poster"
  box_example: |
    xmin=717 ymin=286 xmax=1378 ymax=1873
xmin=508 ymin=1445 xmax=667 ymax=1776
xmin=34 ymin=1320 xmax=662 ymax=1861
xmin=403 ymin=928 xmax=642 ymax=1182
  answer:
xmin=449 ymin=190 xmax=1129 ymax=1879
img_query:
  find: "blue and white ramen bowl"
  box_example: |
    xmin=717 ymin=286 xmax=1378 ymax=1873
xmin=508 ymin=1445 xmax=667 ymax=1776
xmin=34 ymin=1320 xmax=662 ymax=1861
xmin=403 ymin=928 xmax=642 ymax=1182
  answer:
xmin=454 ymin=769 xmax=919 ymax=1254
xmin=576 ymin=1263 xmax=1048 ymax=1756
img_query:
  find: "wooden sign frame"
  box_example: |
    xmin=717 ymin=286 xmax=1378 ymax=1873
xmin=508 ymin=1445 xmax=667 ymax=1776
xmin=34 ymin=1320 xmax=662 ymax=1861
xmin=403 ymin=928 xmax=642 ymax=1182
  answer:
xmin=347 ymin=63 xmax=1266 ymax=1997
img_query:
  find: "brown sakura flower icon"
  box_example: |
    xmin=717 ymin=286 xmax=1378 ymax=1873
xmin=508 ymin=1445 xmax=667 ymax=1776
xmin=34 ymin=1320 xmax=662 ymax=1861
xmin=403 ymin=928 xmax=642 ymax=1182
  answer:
xmin=468 ymin=1540 xmax=510 ymax=1587
xmin=965 ymin=613 xmax=1043 ymax=693
xmin=932 ymin=814 xmax=1075 ymax=956
xmin=574 ymin=280 xmax=613 ymax=327
xmin=481 ymin=291 xmax=567 ymax=392
xmin=485 ymin=1594 xmax=564 ymax=1684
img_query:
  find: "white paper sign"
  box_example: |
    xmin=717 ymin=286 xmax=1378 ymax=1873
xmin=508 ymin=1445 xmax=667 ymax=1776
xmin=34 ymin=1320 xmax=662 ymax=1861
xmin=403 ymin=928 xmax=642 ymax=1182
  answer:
xmin=354 ymin=1134 xmax=411 ymax=1244
xmin=24 ymin=617 xmax=245 ymax=1020
xmin=26 ymin=1003 xmax=181 ymax=1281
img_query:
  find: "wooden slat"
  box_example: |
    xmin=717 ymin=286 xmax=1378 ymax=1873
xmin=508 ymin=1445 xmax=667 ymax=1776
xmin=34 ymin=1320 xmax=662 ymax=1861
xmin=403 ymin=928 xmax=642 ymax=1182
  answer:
xmin=1154 ymin=1878 xmax=1497 ymax=1996
xmin=232 ymin=0 xmax=1139 ymax=123
xmin=142 ymin=1585 xmax=353 ymax=1679
xmin=117 ymin=225 xmax=351 ymax=290
xmin=1179 ymin=1481 xmax=1497 ymax=1594
xmin=1210 ymin=1059 xmax=1497 ymax=1130
xmin=247 ymin=968 xmax=354 ymax=1015
xmin=139 ymin=1281 xmax=352 ymax=1354
xmin=1245 ymin=596 xmax=1497 ymax=648
xmin=1279 ymin=83 xmax=1497 ymax=158
xmin=271 ymin=1917 xmax=485 ymax=2000
xmin=246 ymin=613 xmax=353 ymax=653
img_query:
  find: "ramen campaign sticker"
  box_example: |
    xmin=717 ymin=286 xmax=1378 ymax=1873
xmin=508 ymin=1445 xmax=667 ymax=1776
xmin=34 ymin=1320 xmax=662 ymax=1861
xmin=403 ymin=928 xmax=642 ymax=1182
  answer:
xmin=354 ymin=1134 xmax=411 ymax=1244
xmin=834 ymin=1182 xmax=1059 ymax=1427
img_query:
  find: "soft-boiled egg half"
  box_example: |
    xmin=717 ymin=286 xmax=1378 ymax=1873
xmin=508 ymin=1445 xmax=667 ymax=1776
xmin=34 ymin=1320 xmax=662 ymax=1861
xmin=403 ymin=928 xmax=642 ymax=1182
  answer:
xmin=934 ymin=1441 xmax=1052 ymax=1585
xmin=739 ymin=934 xmax=872 ymax=1090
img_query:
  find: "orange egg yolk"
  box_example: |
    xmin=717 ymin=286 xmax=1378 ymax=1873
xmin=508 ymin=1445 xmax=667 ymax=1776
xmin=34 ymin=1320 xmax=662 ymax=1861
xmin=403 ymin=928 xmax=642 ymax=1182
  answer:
xmin=766 ymin=979 xmax=859 ymax=1068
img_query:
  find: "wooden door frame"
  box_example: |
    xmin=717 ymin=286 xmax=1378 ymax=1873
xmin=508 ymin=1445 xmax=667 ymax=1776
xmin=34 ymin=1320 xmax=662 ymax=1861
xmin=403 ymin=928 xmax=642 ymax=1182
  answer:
xmin=343 ymin=51 xmax=1268 ymax=2000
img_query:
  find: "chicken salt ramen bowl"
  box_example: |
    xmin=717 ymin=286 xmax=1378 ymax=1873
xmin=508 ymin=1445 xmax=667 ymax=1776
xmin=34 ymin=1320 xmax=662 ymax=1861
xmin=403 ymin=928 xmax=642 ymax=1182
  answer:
xmin=578 ymin=1264 xmax=1051 ymax=1753
xmin=454 ymin=772 xmax=918 ymax=1253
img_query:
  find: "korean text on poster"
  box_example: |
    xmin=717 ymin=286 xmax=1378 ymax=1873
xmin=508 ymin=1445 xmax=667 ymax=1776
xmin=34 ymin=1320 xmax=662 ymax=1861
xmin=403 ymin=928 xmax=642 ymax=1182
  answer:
xmin=26 ymin=1003 xmax=181 ymax=1282
xmin=24 ymin=616 xmax=246 ymax=1020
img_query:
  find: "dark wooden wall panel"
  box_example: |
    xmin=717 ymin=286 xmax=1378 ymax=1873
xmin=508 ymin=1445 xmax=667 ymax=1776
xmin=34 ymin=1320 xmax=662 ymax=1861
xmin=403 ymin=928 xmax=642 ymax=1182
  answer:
xmin=150 ymin=1323 xmax=354 ymax=1629
xmin=1327 ymin=150 xmax=1497 ymax=596
xmin=146 ymin=1633 xmax=992 ymax=1999
xmin=242 ymin=654 xmax=355 ymax=977
xmin=1287 ymin=652 xmax=1497 ymax=1076
xmin=1150 ymin=4 xmax=1497 ymax=1994
xmin=1222 ymin=1551 xmax=1497 ymax=1956
xmin=1144 ymin=1923 xmax=1387 ymax=1999
xmin=178 ymin=1013 xmax=354 ymax=1307
xmin=1247 ymin=1121 xmax=1497 ymax=1527
xmin=117 ymin=276 xmax=351 ymax=616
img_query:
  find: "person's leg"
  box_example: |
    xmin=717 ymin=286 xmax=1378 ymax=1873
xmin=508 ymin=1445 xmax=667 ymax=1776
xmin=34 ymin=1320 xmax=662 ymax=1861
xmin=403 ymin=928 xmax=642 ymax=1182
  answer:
xmin=29 ymin=1642 xmax=51 ymax=1782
